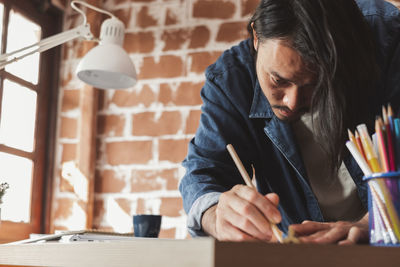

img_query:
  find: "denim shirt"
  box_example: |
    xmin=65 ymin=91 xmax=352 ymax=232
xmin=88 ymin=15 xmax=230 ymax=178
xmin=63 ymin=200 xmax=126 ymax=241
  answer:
xmin=179 ymin=0 xmax=400 ymax=237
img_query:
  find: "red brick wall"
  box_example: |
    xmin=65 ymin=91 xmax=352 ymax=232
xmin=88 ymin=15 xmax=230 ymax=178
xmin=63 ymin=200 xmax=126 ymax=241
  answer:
xmin=51 ymin=0 xmax=258 ymax=237
xmin=51 ymin=0 xmax=400 ymax=237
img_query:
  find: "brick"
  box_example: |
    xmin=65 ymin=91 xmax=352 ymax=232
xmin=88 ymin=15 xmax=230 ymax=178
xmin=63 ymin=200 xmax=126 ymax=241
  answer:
xmin=61 ymin=90 xmax=80 ymax=112
xmin=61 ymin=143 xmax=76 ymax=162
xmin=189 ymin=26 xmax=210 ymax=49
xmin=113 ymin=8 xmax=132 ymax=27
xmin=193 ymin=0 xmax=236 ymax=19
xmin=61 ymin=72 xmax=72 ymax=88
xmin=159 ymin=228 xmax=176 ymax=239
xmin=159 ymin=82 xmax=202 ymax=106
xmin=135 ymin=198 xmax=162 ymax=215
xmin=106 ymin=141 xmax=153 ymax=165
xmin=110 ymin=85 xmax=156 ymax=108
xmin=60 ymin=117 xmax=78 ymax=139
xmin=54 ymin=198 xmax=74 ymax=220
xmin=165 ymin=8 xmax=178 ymax=25
xmin=60 ymin=175 xmax=74 ymax=193
xmin=242 ymin=0 xmax=260 ymax=17
xmin=130 ymin=168 xmax=178 ymax=192
xmin=95 ymin=169 xmax=126 ymax=193
xmin=115 ymin=198 xmax=132 ymax=215
xmin=159 ymin=138 xmax=190 ymax=163
xmin=217 ymin=21 xmax=249 ymax=43
xmin=161 ymin=26 xmax=210 ymax=51
xmin=189 ymin=51 xmax=221 ymax=74
xmin=124 ymin=31 xmax=155 ymax=54
xmin=160 ymin=197 xmax=183 ymax=217
xmin=162 ymin=29 xmax=189 ymax=51
xmin=185 ymin=109 xmax=202 ymax=134
xmin=137 ymin=6 xmax=158 ymax=28
xmin=132 ymin=111 xmax=182 ymax=136
xmin=139 ymin=55 xmax=184 ymax=79
xmin=175 ymin=82 xmax=203 ymax=106
xmin=63 ymin=37 xmax=86 ymax=60
xmin=97 ymin=114 xmax=125 ymax=137
xmin=159 ymin=84 xmax=173 ymax=105
xmin=165 ymin=169 xmax=180 ymax=190
xmin=135 ymin=198 xmax=146 ymax=214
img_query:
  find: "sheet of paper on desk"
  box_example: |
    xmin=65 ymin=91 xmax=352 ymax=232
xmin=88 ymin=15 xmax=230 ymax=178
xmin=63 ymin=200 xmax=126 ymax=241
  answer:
xmin=68 ymin=233 xmax=135 ymax=242
xmin=3 ymin=230 xmax=134 ymax=245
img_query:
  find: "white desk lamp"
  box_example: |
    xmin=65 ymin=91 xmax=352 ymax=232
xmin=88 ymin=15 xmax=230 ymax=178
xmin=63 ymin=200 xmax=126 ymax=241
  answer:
xmin=0 ymin=0 xmax=137 ymax=90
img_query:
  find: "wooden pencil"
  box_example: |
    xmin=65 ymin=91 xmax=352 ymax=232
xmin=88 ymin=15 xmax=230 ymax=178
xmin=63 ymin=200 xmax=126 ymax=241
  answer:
xmin=355 ymin=130 xmax=367 ymax=162
xmin=357 ymin=124 xmax=382 ymax=173
xmin=376 ymin=119 xmax=390 ymax=172
xmin=226 ymin=144 xmax=284 ymax=243
xmin=383 ymin=106 xmax=396 ymax=171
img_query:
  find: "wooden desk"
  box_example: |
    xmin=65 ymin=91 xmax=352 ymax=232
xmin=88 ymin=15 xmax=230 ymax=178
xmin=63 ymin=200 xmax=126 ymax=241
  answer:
xmin=0 ymin=238 xmax=399 ymax=267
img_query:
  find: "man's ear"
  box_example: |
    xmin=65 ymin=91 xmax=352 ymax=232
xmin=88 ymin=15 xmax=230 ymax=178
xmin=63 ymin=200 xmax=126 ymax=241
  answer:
xmin=251 ymin=22 xmax=258 ymax=51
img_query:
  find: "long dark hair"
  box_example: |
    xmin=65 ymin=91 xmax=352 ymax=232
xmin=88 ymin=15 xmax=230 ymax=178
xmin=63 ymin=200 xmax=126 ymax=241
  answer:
xmin=248 ymin=0 xmax=379 ymax=173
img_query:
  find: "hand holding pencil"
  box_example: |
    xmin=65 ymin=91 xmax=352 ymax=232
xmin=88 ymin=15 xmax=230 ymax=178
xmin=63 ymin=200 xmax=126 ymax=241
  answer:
xmin=226 ymin=144 xmax=299 ymax=243
xmin=201 ymin=144 xmax=297 ymax=242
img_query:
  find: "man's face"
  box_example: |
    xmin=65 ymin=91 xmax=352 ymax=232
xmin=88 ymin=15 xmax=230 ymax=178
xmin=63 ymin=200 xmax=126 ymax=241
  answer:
xmin=254 ymin=39 xmax=317 ymax=122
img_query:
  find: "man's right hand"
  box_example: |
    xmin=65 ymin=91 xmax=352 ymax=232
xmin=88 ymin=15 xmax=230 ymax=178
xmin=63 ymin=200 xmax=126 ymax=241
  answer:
xmin=201 ymin=184 xmax=282 ymax=241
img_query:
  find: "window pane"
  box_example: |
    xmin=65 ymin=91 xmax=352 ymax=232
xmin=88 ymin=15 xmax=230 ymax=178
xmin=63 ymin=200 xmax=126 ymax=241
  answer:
xmin=5 ymin=9 xmax=41 ymax=85
xmin=0 ymin=152 xmax=33 ymax=223
xmin=0 ymin=80 xmax=37 ymax=152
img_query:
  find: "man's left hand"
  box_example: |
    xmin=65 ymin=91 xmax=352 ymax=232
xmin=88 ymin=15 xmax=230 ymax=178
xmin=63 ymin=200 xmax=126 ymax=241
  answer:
xmin=289 ymin=214 xmax=369 ymax=245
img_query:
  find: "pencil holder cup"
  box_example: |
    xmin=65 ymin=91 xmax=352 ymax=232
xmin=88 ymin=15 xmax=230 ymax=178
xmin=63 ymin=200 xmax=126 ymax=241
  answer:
xmin=133 ymin=214 xmax=162 ymax=238
xmin=363 ymin=172 xmax=400 ymax=246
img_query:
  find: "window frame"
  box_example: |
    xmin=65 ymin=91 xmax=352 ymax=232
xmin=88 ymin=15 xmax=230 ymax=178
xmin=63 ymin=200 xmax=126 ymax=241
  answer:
xmin=0 ymin=0 xmax=62 ymax=243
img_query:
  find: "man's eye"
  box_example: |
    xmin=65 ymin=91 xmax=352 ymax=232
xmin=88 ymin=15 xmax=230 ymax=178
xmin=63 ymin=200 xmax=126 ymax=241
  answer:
xmin=271 ymin=76 xmax=284 ymax=85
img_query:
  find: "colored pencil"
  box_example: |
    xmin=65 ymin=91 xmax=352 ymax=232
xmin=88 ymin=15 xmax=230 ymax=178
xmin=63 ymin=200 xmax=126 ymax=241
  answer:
xmin=347 ymin=104 xmax=400 ymax=245
xmin=357 ymin=124 xmax=382 ymax=173
xmin=370 ymin=199 xmax=390 ymax=244
xmin=383 ymin=106 xmax=396 ymax=171
xmin=394 ymin=118 xmax=400 ymax=171
xmin=376 ymin=119 xmax=390 ymax=172
xmin=355 ymin=130 xmax=367 ymax=162
xmin=388 ymin=104 xmax=395 ymax=132
xmin=372 ymin=133 xmax=380 ymax=164
xmin=370 ymin=182 xmax=400 ymax=243
xmin=348 ymin=129 xmax=357 ymax=147
xmin=346 ymin=141 xmax=372 ymax=176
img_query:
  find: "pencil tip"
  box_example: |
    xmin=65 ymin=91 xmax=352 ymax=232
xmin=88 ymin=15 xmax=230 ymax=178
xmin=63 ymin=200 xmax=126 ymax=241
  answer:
xmin=388 ymin=103 xmax=394 ymax=116
xmin=382 ymin=106 xmax=388 ymax=123
xmin=347 ymin=129 xmax=353 ymax=140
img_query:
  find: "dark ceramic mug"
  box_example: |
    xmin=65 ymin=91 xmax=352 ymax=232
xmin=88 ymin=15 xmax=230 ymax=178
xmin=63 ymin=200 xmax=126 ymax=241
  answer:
xmin=133 ymin=214 xmax=162 ymax=238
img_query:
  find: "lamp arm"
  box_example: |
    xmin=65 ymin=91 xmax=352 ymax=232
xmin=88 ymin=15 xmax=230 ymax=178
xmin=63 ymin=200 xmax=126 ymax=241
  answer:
xmin=0 ymin=23 xmax=93 ymax=69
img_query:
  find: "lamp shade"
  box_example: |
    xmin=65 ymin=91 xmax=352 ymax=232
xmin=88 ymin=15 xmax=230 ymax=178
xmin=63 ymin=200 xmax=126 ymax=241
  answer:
xmin=76 ymin=43 xmax=137 ymax=89
xmin=76 ymin=17 xmax=137 ymax=90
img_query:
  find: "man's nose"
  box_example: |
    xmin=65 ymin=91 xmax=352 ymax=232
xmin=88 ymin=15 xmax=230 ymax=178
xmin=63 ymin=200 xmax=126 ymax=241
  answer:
xmin=282 ymin=85 xmax=300 ymax=111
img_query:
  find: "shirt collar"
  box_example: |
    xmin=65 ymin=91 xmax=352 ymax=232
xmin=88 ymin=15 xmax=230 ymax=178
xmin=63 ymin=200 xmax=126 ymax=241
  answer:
xmin=249 ymin=79 xmax=274 ymax=119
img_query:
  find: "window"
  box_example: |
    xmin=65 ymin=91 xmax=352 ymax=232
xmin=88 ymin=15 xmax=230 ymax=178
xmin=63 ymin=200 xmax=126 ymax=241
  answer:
xmin=0 ymin=0 xmax=61 ymax=242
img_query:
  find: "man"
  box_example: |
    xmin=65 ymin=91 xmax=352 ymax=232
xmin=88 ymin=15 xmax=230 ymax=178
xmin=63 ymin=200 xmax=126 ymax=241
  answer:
xmin=179 ymin=0 xmax=400 ymax=244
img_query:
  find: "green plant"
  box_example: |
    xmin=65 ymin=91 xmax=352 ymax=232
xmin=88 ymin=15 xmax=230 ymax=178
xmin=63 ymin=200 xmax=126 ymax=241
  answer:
xmin=0 ymin=182 xmax=9 ymax=205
